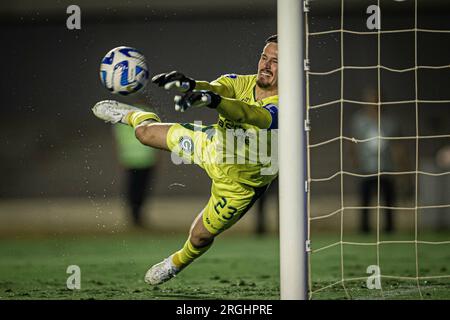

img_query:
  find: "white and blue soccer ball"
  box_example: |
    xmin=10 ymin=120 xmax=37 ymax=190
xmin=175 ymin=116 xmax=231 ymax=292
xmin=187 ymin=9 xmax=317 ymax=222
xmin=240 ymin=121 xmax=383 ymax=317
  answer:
xmin=99 ymin=46 xmax=149 ymax=95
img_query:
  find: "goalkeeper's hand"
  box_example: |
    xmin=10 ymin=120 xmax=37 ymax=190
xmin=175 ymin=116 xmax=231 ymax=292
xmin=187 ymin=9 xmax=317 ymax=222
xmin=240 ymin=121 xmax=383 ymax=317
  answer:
xmin=151 ymin=71 xmax=196 ymax=92
xmin=174 ymin=90 xmax=222 ymax=112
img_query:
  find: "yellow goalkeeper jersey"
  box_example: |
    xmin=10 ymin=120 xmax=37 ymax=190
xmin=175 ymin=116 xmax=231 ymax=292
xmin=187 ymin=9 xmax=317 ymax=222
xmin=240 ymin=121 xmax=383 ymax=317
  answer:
xmin=209 ymin=74 xmax=279 ymax=188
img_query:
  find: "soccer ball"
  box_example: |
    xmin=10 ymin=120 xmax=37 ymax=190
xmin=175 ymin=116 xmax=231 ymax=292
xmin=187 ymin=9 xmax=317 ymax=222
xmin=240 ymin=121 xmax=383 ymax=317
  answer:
xmin=99 ymin=46 xmax=149 ymax=95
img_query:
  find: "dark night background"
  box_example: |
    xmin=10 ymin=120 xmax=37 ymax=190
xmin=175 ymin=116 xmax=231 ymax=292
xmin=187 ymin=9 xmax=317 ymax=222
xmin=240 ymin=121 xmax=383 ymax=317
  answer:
xmin=0 ymin=0 xmax=449 ymax=231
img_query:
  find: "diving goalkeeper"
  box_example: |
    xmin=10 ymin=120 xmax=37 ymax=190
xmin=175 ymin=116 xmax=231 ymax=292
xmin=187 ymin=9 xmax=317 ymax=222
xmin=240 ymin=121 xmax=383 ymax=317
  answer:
xmin=92 ymin=35 xmax=279 ymax=285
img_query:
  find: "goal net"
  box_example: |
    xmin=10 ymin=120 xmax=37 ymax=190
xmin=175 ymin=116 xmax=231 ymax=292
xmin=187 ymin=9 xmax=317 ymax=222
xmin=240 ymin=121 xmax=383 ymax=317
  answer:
xmin=306 ymin=0 xmax=450 ymax=299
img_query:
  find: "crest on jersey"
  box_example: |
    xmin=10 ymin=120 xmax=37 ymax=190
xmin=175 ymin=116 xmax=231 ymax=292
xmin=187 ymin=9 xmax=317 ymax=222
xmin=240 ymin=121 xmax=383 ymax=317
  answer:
xmin=179 ymin=136 xmax=193 ymax=153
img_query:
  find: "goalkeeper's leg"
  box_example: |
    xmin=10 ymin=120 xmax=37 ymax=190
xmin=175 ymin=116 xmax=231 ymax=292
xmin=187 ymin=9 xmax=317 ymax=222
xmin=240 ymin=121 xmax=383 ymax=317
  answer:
xmin=144 ymin=178 xmax=268 ymax=286
xmin=92 ymin=100 xmax=172 ymax=151
xmin=144 ymin=211 xmax=214 ymax=286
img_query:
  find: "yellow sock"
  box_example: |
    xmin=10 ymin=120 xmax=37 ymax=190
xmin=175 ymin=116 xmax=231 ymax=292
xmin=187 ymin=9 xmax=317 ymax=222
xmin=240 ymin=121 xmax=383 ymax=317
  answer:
xmin=172 ymin=239 xmax=213 ymax=269
xmin=124 ymin=111 xmax=161 ymax=128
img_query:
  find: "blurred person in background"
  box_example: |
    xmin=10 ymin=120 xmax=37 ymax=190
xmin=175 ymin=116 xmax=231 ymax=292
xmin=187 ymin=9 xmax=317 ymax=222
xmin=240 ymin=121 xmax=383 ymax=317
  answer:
xmin=351 ymin=87 xmax=405 ymax=234
xmin=113 ymin=111 xmax=158 ymax=228
xmin=431 ymin=144 xmax=450 ymax=231
xmin=255 ymin=178 xmax=278 ymax=235
xmin=436 ymin=145 xmax=450 ymax=170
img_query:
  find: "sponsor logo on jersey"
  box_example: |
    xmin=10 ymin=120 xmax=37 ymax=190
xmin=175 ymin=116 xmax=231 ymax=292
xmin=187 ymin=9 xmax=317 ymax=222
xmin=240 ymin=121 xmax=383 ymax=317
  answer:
xmin=218 ymin=118 xmax=243 ymax=130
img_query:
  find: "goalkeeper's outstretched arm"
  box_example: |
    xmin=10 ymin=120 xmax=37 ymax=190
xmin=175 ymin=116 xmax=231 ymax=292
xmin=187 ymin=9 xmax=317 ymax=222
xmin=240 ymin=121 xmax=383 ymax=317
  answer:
xmin=194 ymin=81 xmax=234 ymax=99
xmin=174 ymin=91 xmax=278 ymax=129
xmin=216 ymin=96 xmax=274 ymax=129
xmin=152 ymin=71 xmax=278 ymax=129
xmin=151 ymin=71 xmax=234 ymax=98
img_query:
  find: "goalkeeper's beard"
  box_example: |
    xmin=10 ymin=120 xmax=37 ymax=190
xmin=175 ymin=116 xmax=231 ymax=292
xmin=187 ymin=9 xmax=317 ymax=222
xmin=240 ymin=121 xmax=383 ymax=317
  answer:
xmin=256 ymin=71 xmax=275 ymax=89
xmin=256 ymin=78 xmax=271 ymax=89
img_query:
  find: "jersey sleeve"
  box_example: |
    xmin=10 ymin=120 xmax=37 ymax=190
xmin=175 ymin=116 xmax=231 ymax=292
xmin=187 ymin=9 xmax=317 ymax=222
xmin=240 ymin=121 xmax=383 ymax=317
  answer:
xmin=262 ymin=103 xmax=279 ymax=130
xmin=209 ymin=74 xmax=241 ymax=98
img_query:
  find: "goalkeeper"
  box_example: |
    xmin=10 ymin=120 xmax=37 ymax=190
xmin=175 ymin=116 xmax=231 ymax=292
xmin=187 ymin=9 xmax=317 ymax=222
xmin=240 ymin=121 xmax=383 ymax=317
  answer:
xmin=92 ymin=35 xmax=279 ymax=285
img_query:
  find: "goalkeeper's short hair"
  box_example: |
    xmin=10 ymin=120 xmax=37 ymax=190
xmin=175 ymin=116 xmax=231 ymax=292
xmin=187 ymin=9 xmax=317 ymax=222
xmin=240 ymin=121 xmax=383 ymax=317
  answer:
xmin=265 ymin=34 xmax=277 ymax=44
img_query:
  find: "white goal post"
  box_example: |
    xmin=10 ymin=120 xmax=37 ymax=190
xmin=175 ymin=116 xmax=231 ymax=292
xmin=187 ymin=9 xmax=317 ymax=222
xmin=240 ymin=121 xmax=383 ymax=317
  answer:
xmin=278 ymin=0 xmax=308 ymax=300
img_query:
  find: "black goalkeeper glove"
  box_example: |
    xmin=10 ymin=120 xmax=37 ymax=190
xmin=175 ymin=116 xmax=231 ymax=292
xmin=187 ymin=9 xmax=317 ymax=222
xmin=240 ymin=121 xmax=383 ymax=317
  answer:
xmin=151 ymin=71 xmax=196 ymax=92
xmin=174 ymin=90 xmax=222 ymax=112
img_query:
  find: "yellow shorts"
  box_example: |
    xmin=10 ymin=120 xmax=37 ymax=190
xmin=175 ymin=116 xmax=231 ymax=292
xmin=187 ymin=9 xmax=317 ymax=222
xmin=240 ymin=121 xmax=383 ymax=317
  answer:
xmin=166 ymin=123 xmax=268 ymax=235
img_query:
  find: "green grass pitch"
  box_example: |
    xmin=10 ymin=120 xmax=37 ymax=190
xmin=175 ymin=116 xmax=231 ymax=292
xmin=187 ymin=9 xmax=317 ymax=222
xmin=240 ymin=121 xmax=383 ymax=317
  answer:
xmin=0 ymin=233 xmax=448 ymax=300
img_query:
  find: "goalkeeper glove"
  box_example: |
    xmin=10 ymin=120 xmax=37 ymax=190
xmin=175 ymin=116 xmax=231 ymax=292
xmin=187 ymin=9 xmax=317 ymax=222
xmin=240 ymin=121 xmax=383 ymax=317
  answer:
xmin=174 ymin=90 xmax=222 ymax=112
xmin=151 ymin=71 xmax=196 ymax=92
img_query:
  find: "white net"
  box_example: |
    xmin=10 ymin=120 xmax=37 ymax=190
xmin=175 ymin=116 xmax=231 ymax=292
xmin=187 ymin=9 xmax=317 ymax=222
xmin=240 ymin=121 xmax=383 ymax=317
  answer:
xmin=306 ymin=0 xmax=450 ymax=299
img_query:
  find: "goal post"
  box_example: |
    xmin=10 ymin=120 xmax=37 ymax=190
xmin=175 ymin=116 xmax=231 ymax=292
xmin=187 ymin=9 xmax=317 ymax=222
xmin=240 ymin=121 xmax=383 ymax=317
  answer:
xmin=278 ymin=0 xmax=308 ymax=300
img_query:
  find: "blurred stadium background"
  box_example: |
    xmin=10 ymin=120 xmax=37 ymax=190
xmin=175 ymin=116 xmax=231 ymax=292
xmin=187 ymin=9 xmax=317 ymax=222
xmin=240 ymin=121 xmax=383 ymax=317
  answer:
xmin=0 ymin=0 xmax=449 ymax=299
